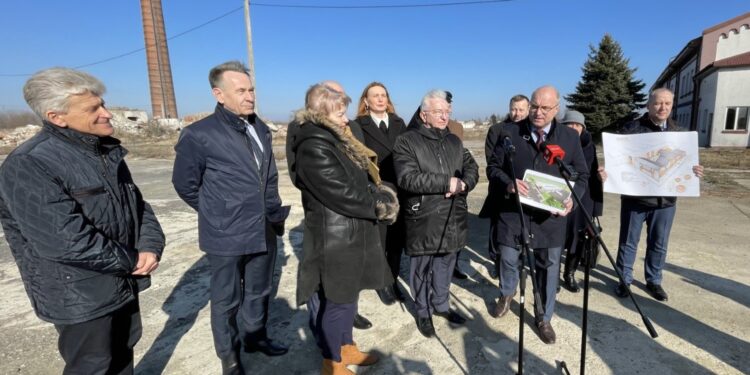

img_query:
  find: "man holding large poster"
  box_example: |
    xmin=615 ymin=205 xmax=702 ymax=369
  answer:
xmin=609 ymin=88 xmax=704 ymax=302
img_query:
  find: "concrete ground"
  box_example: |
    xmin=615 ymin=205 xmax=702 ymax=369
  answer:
xmin=1 ymin=150 xmax=748 ymax=374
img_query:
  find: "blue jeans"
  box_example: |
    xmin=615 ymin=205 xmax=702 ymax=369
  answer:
xmin=497 ymin=245 xmax=561 ymax=322
xmin=615 ymin=203 xmax=676 ymax=285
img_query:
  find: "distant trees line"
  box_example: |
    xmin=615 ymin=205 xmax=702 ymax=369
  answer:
xmin=0 ymin=110 xmax=40 ymax=130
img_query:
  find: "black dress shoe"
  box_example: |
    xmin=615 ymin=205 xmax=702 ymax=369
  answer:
xmin=646 ymin=283 xmax=669 ymax=301
xmin=615 ymin=283 xmax=630 ymax=298
xmin=488 ymin=262 xmax=499 ymax=279
xmin=220 ymin=353 xmax=243 ymax=375
xmin=433 ymin=309 xmax=467 ymax=325
xmin=244 ymin=338 xmax=288 ymax=356
xmin=392 ymin=283 xmax=407 ymax=302
xmin=353 ymin=313 xmax=373 ymax=330
xmin=564 ymin=274 xmax=581 ymax=293
xmin=536 ymin=321 xmax=557 ymax=344
xmin=416 ymin=317 xmax=435 ymax=338
xmin=376 ymin=286 xmax=397 ymax=306
xmin=453 ymin=268 xmax=468 ymax=280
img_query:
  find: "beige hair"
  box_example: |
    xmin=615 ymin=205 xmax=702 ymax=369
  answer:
xmin=304 ymin=83 xmax=351 ymax=116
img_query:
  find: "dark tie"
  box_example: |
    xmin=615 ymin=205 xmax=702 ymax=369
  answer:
xmin=536 ymin=129 xmax=545 ymax=149
xmin=245 ymin=124 xmax=264 ymax=168
xmin=379 ymin=120 xmax=388 ymax=135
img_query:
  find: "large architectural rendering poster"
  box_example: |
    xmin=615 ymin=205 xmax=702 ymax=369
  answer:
xmin=602 ymin=131 xmax=700 ymax=197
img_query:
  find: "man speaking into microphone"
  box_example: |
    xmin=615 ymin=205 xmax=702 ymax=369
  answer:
xmin=487 ymin=85 xmax=588 ymax=344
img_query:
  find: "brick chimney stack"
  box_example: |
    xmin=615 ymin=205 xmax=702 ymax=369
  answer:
xmin=140 ymin=0 xmax=178 ymax=119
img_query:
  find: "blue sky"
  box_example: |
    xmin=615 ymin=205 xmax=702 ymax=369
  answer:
xmin=0 ymin=1 xmax=748 ymax=122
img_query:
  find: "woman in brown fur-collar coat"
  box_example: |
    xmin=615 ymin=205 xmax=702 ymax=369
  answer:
xmin=288 ymin=83 xmax=398 ymax=374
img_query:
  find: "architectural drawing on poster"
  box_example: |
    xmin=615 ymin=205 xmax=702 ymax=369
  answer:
xmin=602 ymin=132 xmax=700 ymax=197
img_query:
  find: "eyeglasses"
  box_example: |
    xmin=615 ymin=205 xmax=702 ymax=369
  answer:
xmin=529 ymin=103 xmax=559 ymax=114
xmin=424 ymin=109 xmax=452 ymax=117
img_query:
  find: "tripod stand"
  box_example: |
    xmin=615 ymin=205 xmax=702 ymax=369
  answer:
xmin=502 ymin=143 xmax=545 ymax=375
xmin=550 ymin=157 xmax=658 ymax=375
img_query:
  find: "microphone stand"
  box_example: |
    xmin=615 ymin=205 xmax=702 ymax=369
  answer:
xmin=503 ymin=141 xmax=545 ymax=375
xmin=551 ymin=156 xmax=658 ymax=375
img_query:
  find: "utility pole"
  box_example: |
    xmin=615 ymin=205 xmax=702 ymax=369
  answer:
xmin=244 ymin=0 xmax=257 ymax=113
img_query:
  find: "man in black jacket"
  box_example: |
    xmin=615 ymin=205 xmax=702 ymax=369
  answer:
xmin=479 ymin=94 xmax=530 ymax=277
xmin=393 ymin=89 xmax=479 ymax=338
xmin=172 ymin=61 xmax=289 ymax=375
xmin=487 ymin=85 xmax=588 ymax=344
xmin=611 ymin=88 xmax=704 ymax=302
xmin=0 ymin=67 xmax=165 ymax=374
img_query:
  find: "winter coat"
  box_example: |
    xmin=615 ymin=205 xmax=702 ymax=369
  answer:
xmin=290 ymin=110 xmax=397 ymax=305
xmin=487 ymin=119 xmax=589 ymax=249
xmin=479 ymin=121 xmax=513 ymax=219
xmin=0 ymin=123 xmax=165 ymax=325
xmin=614 ymin=113 xmax=682 ymax=209
xmin=566 ymin=130 xmax=604 ymax=240
xmin=393 ymin=123 xmax=479 ymax=256
xmin=287 ymin=117 xmax=365 ymax=186
xmin=354 ymin=113 xmax=407 ymax=185
xmin=172 ymin=104 xmax=288 ymax=256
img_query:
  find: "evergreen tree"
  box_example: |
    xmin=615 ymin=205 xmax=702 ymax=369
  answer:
xmin=565 ymin=34 xmax=647 ymax=133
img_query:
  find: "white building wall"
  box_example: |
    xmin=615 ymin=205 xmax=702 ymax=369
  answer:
xmin=711 ymin=67 xmax=750 ymax=147
xmin=716 ymin=24 xmax=750 ymax=60
xmin=697 ymin=72 xmax=718 ymax=147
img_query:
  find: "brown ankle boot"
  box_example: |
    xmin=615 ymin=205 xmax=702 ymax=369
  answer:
xmin=321 ymin=358 xmax=354 ymax=375
xmin=341 ymin=343 xmax=379 ymax=366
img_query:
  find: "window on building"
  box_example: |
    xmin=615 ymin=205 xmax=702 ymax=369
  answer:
xmin=725 ymin=107 xmax=749 ymax=130
xmin=739 ymin=107 xmax=748 ymax=130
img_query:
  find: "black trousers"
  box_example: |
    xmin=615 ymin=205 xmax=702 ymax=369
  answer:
xmin=54 ymin=301 xmax=141 ymax=375
xmin=378 ymin=219 xmax=405 ymax=280
xmin=207 ymin=246 xmax=277 ymax=359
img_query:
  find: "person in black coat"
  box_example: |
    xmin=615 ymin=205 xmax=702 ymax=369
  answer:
xmin=0 ymin=67 xmax=165 ymax=375
xmin=487 ymin=86 xmax=588 ymax=345
xmin=393 ymin=89 xmax=479 ymax=338
xmin=478 ymin=94 xmax=530 ymax=277
xmin=286 ymin=80 xmax=374 ymax=331
xmin=172 ymin=61 xmax=290 ymax=374
xmin=289 ymin=83 xmax=399 ymax=374
xmin=558 ymin=111 xmax=605 ymax=292
xmin=353 ymin=82 xmax=408 ymax=305
xmin=407 ymin=91 xmax=472 ymax=281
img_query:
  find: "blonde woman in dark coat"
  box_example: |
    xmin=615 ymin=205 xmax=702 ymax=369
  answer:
xmin=288 ymin=83 xmax=399 ymax=374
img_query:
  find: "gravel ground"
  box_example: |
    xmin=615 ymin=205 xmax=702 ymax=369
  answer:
xmin=1 ymin=147 xmax=748 ymax=374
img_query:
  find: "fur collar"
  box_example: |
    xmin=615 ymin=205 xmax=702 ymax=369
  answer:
xmin=295 ymin=109 xmax=382 ymax=185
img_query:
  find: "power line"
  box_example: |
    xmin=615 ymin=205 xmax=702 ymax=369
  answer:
xmin=252 ymin=0 xmax=512 ymax=9
xmin=0 ymin=1 xmax=512 ymax=77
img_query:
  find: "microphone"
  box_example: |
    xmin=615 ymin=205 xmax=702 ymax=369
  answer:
xmin=499 ymin=129 xmax=515 ymax=153
xmin=540 ymin=142 xmax=577 ymax=180
xmin=540 ymin=142 xmax=565 ymax=165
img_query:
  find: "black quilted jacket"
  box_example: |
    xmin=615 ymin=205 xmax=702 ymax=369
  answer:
xmin=0 ymin=123 xmax=165 ymax=325
xmin=393 ymin=124 xmax=479 ymax=256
